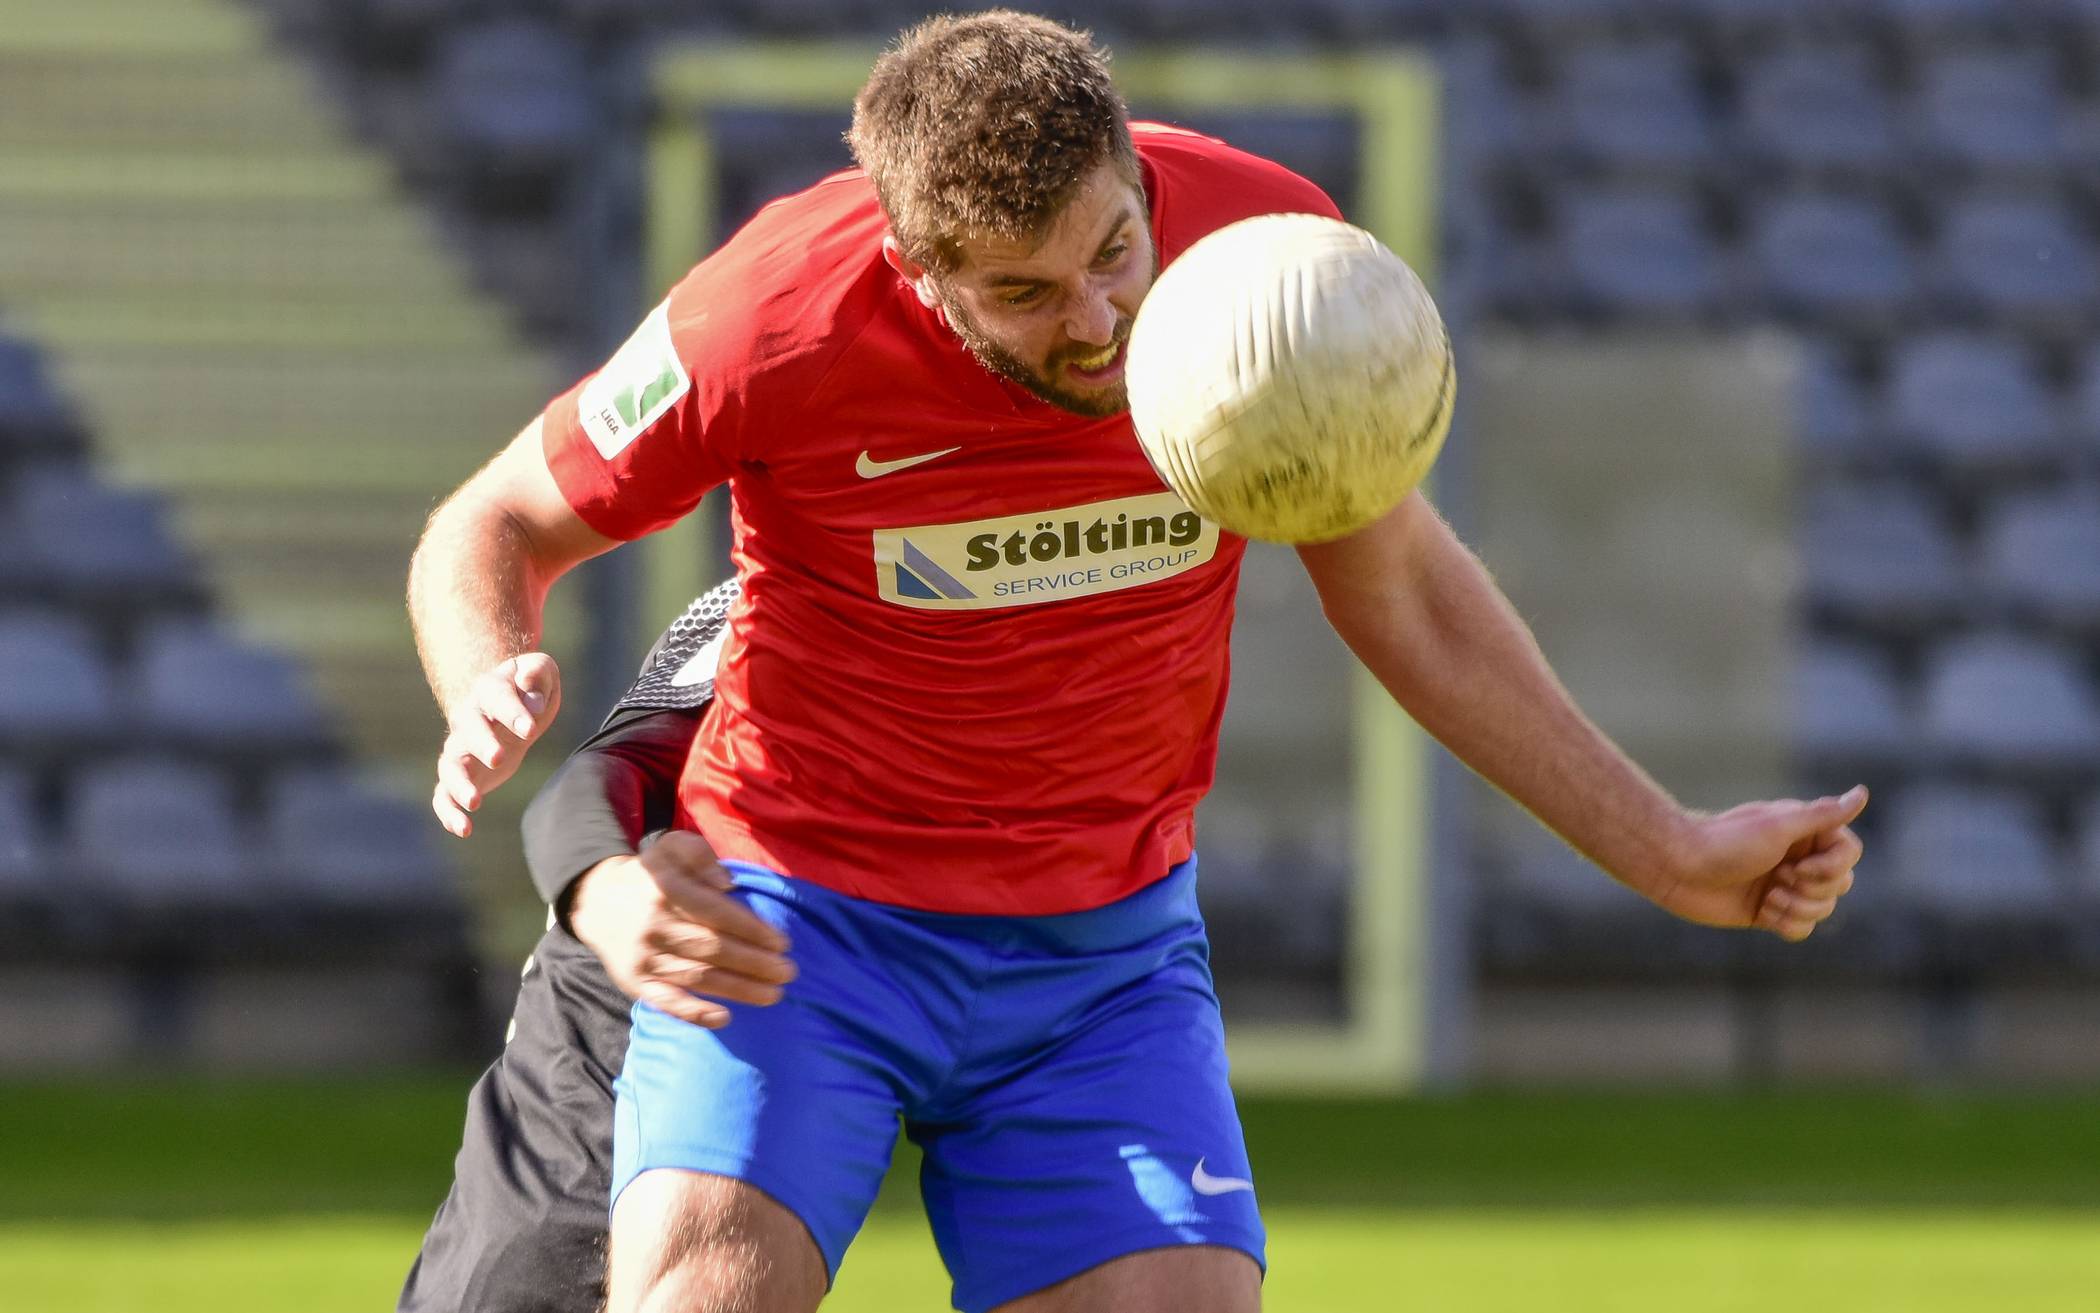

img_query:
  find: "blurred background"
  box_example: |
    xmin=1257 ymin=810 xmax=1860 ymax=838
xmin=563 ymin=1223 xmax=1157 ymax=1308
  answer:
xmin=3 ymin=0 xmax=2099 ymax=1310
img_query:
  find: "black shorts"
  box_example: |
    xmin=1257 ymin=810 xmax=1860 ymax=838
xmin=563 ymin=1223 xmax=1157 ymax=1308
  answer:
xmin=398 ymin=925 xmax=627 ymax=1313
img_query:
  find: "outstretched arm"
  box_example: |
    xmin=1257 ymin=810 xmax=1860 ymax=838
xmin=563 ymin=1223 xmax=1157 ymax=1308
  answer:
xmin=1299 ymin=492 xmax=1865 ymax=940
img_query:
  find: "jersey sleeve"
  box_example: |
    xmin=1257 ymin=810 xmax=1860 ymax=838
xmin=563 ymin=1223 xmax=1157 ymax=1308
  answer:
xmin=540 ymin=258 xmax=762 ymax=541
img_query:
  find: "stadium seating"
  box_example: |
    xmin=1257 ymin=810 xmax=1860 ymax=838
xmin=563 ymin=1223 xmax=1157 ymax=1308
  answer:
xmin=3 ymin=463 xmax=203 ymax=619
xmin=1920 ymin=632 xmax=2100 ymax=777
xmin=1796 ymin=341 xmax=1877 ymax=465
xmin=433 ymin=20 xmax=599 ymax=206
xmin=2070 ymin=345 xmax=2100 ymax=450
xmin=136 ymin=620 xmax=335 ymax=760
xmin=267 ymin=768 xmax=453 ymax=908
xmin=1932 ymin=195 xmax=2099 ymax=330
xmin=0 ymin=612 xmax=121 ymax=757
xmin=0 ymin=337 xmax=83 ymax=460
xmin=1799 ymin=482 xmax=1964 ymax=632
xmin=1885 ymin=785 xmax=2066 ymax=949
xmin=1735 ymin=45 xmax=1901 ymax=177
xmin=1792 ymin=639 xmax=1913 ymax=774
xmin=1882 ymin=333 xmax=2062 ymax=476
xmin=1750 ymin=192 xmax=1918 ymax=326
xmin=65 ymin=756 xmax=259 ymax=910
xmin=1977 ymin=487 xmax=2100 ymax=631
xmin=1912 ymin=48 xmax=2068 ymax=175
xmin=0 ymin=765 xmax=44 ymax=893
xmin=1550 ymin=39 xmax=1715 ymax=171
xmin=1558 ymin=188 xmax=1724 ymax=315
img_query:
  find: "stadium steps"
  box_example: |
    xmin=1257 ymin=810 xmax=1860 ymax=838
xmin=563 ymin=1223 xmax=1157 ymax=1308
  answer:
xmin=0 ymin=0 xmax=569 ymax=785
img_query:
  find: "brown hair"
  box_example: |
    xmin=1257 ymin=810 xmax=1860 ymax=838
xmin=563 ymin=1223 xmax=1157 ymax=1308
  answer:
xmin=849 ymin=10 xmax=1139 ymax=271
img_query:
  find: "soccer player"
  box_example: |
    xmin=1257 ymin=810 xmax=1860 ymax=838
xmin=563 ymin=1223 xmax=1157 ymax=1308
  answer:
xmin=406 ymin=13 xmax=1867 ymax=1312
xmin=399 ymin=585 xmax=736 ymax=1313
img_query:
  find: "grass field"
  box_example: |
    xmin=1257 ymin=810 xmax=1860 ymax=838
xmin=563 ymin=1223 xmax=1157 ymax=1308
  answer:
xmin=3 ymin=1079 xmax=2097 ymax=1311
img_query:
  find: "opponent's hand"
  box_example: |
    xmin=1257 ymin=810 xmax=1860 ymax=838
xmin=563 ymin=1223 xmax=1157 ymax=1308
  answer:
xmin=432 ymin=653 xmax=562 ymax=837
xmin=568 ymin=831 xmax=796 ymax=1029
xmin=1642 ymin=785 xmax=1869 ymax=941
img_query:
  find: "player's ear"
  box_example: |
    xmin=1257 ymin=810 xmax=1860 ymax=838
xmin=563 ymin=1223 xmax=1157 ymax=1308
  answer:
xmin=882 ymin=235 xmax=942 ymax=309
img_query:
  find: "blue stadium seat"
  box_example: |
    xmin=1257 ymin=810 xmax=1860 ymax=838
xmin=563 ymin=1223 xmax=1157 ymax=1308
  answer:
xmin=0 ymin=513 xmax=40 ymax=603
xmin=137 ymin=621 xmax=333 ymax=758
xmin=1912 ymin=49 xmax=2066 ymax=173
xmin=2075 ymin=345 xmax=2100 ymax=451
xmin=434 ymin=21 xmax=598 ymax=201
xmin=1886 ymin=783 xmax=2064 ymax=920
xmin=1559 ymin=189 xmax=1724 ymax=315
xmin=267 ymin=769 xmax=453 ymax=906
xmin=1799 ymin=482 xmax=1963 ymax=631
xmin=1880 ymin=0 xmax=2022 ymax=37
xmin=1551 ymin=40 xmax=1714 ymax=170
xmin=5 ymin=463 xmax=199 ymax=608
xmin=1933 ymin=195 xmax=2099 ymax=326
xmin=1976 ymin=487 xmax=2100 ymax=631
xmin=1750 ymin=193 xmax=1917 ymax=324
xmin=1922 ymin=632 xmax=2100 ymax=775
xmin=0 ymin=339 xmax=83 ymax=460
xmin=67 ymin=757 xmax=257 ymax=906
xmin=1792 ymin=639 xmax=1912 ymax=769
xmin=0 ymin=612 xmax=120 ymax=751
xmin=1736 ymin=45 xmax=1899 ymax=176
xmin=1797 ymin=341 xmax=1876 ymax=465
xmin=1883 ymin=333 xmax=2061 ymax=474
xmin=0 ymin=766 xmax=47 ymax=895
xmin=1439 ymin=35 xmax=1531 ymax=176
xmin=2075 ymin=793 xmax=2100 ymax=899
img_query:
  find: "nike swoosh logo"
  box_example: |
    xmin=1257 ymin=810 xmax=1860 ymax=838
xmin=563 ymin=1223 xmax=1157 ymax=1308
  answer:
xmin=1190 ymin=1158 xmax=1254 ymax=1196
xmin=856 ymin=446 xmax=961 ymax=479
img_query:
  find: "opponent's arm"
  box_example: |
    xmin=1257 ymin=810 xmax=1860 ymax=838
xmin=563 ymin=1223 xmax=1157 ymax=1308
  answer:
xmin=407 ymin=416 xmax=620 ymax=835
xmin=522 ymin=704 xmax=698 ymax=921
xmin=1298 ymin=491 xmax=1866 ymax=941
xmin=518 ymin=581 xmax=793 ymax=1028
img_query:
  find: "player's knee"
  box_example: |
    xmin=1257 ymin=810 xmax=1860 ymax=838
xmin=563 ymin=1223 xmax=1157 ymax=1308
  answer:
xmin=607 ymin=1170 xmax=825 ymax=1313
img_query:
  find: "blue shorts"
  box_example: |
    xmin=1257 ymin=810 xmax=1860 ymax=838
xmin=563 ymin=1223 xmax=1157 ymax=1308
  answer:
xmin=612 ymin=857 xmax=1264 ymax=1313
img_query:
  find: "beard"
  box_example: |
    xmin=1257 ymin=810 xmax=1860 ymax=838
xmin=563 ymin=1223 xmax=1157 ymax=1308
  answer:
xmin=943 ymin=303 xmax=1132 ymax=417
xmin=934 ymin=246 xmax=1158 ymax=419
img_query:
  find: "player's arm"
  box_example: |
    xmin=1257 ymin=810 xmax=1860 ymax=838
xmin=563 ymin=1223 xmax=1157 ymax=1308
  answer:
xmin=518 ymin=582 xmax=793 ymax=1028
xmin=408 ymin=416 xmax=621 ymax=834
xmin=1297 ymin=491 xmax=1867 ymax=941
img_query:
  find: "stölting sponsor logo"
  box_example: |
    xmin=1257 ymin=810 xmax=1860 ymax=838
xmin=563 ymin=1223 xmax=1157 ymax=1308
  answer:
xmin=872 ymin=491 xmax=1220 ymax=610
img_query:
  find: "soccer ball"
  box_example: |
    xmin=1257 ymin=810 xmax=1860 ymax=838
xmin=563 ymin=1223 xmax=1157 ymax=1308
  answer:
xmin=1126 ymin=213 xmax=1455 ymax=545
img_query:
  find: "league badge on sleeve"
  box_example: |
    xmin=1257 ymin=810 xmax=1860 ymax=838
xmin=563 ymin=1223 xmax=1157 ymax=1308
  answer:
xmin=580 ymin=300 xmax=692 ymax=460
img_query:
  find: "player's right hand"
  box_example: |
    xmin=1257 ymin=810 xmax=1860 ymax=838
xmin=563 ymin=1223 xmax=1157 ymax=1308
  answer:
xmin=432 ymin=652 xmax=563 ymax=837
xmin=568 ymin=831 xmax=797 ymax=1029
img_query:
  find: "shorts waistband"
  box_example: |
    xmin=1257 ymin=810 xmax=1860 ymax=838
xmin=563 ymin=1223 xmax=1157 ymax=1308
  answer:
xmin=720 ymin=856 xmax=1201 ymax=956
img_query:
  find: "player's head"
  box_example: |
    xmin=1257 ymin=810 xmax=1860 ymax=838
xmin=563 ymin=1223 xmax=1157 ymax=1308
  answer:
xmin=853 ymin=10 xmax=1157 ymax=418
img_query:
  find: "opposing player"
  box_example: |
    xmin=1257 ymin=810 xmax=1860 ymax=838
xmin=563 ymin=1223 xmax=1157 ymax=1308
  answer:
xmin=399 ymin=586 xmax=738 ymax=1313
xmin=406 ymin=13 xmax=1867 ymax=1312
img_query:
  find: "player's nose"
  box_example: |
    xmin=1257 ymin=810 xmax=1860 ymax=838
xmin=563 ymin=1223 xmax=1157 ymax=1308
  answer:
xmin=1064 ymin=288 xmax=1116 ymax=346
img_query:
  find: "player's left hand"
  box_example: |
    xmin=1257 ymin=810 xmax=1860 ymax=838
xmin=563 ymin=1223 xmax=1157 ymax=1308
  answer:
xmin=1641 ymin=785 xmax=1868 ymax=941
xmin=432 ymin=652 xmax=563 ymax=837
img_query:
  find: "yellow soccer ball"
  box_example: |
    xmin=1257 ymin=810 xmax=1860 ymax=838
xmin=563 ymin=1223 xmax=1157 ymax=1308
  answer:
xmin=1127 ymin=213 xmax=1455 ymax=544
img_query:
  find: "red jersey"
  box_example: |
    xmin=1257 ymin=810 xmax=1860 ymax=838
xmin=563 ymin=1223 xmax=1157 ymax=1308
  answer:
xmin=543 ymin=124 xmax=1341 ymax=915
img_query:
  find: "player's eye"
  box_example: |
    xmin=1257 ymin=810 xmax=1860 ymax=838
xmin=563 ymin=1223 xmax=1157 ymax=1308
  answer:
xmin=1094 ymin=243 xmax=1128 ymax=267
xmin=1000 ymin=285 xmax=1047 ymax=307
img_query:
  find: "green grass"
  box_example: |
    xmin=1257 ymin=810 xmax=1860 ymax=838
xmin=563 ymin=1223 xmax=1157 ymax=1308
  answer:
xmin=3 ymin=1078 xmax=2098 ymax=1311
